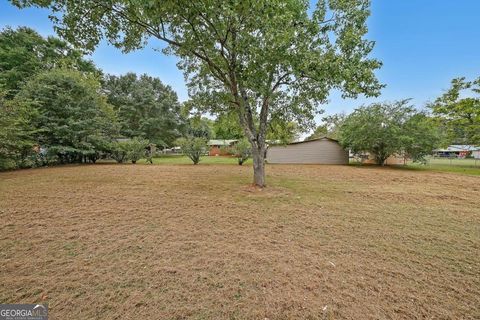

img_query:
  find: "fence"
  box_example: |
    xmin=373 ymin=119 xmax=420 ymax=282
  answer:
xmin=428 ymin=156 xmax=480 ymax=167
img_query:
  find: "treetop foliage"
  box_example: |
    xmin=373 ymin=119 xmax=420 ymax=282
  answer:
xmin=103 ymin=73 xmax=184 ymax=146
xmin=340 ymin=101 xmax=441 ymax=165
xmin=429 ymin=77 xmax=480 ymax=144
xmin=0 ymin=26 xmax=97 ymax=97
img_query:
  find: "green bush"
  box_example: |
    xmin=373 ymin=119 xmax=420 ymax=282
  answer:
xmin=110 ymin=140 xmax=129 ymax=163
xmin=125 ymin=138 xmax=149 ymax=164
xmin=231 ymin=138 xmax=251 ymax=165
xmin=175 ymin=137 xmax=207 ymax=165
xmin=110 ymin=138 xmax=149 ymax=163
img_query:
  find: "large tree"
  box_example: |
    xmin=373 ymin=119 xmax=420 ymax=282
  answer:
xmin=0 ymin=26 xmax=97 ymax=98
xmin=0 ymin=90 xmax=37 ymax=169
xmin=13 ymin=0 xmax=382 ymax=186
xmin=16 ymin=69 xmax=118 ymax=164
xmin=307 ymin=113 xmax=347 ymax=140
xmin=339 ymin=101 xmax=440 ymax=165
xmin=213 ymin=112 xmax=244 ymax=140
xmin=429 ymin=77 xmax=480 ymax=145
xmin=103 ymin=73 xmax=183 ymax=146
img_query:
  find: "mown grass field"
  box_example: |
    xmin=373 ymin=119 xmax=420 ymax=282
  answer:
xmin=405 ymin=157 xmax=480 ymax=176
xmin=0 ymin=163 xmax=479 ymax=319
xmin=142 ymin=154 xmax=480 ymax=176
xmin=137 ymin=154 xmax=253 ymax=165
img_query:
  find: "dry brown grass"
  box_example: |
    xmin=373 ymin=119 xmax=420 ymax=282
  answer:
xmin=0 ymin=164 xmax=479 ymax=319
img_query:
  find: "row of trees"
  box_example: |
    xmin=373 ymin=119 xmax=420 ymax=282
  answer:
xmin=181 ymin=75 xmax=480 ymax=167
xmin=12 ymin=0 xmax=383 ymax=187
xmin=0 ymin=27 xmax=306 ymax=171
xmin=0 ymin=27 xmax=186 ymax=170
xmin=10 ymin=0 xmax=478 ymax=185
xmin=176 ymin=136 xmax=252 ymax=165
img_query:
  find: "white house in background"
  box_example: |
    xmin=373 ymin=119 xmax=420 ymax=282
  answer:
xmin=433 ymin=145 xmax=480 ymax=158
xmin=472 ymin=149 xmax=480 ymax=159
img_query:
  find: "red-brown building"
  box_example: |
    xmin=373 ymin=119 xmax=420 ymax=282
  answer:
xmin=207 ymin=139 xmax=238 ymax=156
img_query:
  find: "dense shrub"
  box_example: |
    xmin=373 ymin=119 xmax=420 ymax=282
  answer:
xmin=175 ymin=137 xmax=207 ymax=165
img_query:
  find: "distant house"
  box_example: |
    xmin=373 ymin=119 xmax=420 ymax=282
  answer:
xmin=473 ymin=149 xmax=480 ymax=159
xmin=207 ymin=139 xmax=238 ymax=156
xmin=266 ymin=137 xmax=348 ymax=164
xmin=162 ymin=146 xmax=182 ymax=154
xmin=433 ymin=145 xmax=479 ymax=158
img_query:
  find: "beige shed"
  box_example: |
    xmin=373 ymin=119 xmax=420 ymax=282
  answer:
xmin=266 ymin=137 xmax=348 ymax=164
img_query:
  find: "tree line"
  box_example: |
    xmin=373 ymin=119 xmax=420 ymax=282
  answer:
xmin=11 ymin=0 xmax=384 ymax=187
xmin=4 ymin=0 xmax=479 ymax=182
xmin=0 ymin=27 xmax=305 ymax=170
xmin=0 ymin=27 xmax=187 ymax=170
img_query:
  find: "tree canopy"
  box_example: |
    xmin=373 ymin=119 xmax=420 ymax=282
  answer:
xmin=339 ymin=101 xmax=440 ymax=165
xmin=0 ymin=90 xmax=37 ymax=168
xmin=15 ymin=68 xmax=118 ymax=163
xmin=0 ymin=26 xmax=97 ymax=97
xmin=212 ymin=112 xmax=244 ymax=140
xmin=0 ymin=26 xmax=191 ymax=170
xmin=307 ymin=113 xmax=347 ymax=141
xmin=103 ymin=73 xmax=183 ymax=146
xmin=429 ymin=77 xmax=480 ymax=145
xmin=12 ymin=0 xmax=383 ymax=186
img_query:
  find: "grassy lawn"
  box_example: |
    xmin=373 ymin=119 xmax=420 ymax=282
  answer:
xmin=0 ymin=164 xmax=479 ymax=319
xmin=136 ymin=155 xmax=480 ymax=176
xmin=404 ymin=157 xmax=480 ymax=176
xmin=136 ymin=154 xmax=252 ymax=165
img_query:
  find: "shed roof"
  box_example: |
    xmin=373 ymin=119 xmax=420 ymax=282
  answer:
xmin=271 ymin=136 xmax=340 ymax=147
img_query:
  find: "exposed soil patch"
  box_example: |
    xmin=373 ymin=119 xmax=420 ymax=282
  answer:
xmin=0 ymin=164 xmax=479 ymax=319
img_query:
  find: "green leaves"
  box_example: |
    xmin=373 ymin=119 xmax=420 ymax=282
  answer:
xmin=0 ymin=90 xmax=37 ymax=169
xmin=110 ymin=137 xmax=149 ymax=164
xmin=11 ymin=0 xmax=383 ymax=185
xmin=231 ymin=138 xmax=251 ymax=165
xmin=11 ymin=0 xmax=382 ymax=131
xmin=429 ymin=77 xmax=480 ymax=145
xmin=0 ymin=26 xmax=98 ymax=98
xmin=175 ymin=137 xmax=207 ymax=164
xmin=15 ymin=68 xmax=118 ymax=163
xmin=103 ymin=73 xmax=183 ymax=146
xmin=340 ymin=101 xmax=440 ymax=165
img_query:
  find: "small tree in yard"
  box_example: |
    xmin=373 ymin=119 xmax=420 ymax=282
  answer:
xmin=232 ymin=138 xmax=251 ymax=165
xmin=125 ymin=138 xmax=149 ymax=164
xmin=12 ymin=0 xmax=383 ymax=187
xmin=176 ymin=137 xmax=207 ymax=165
xmin=110 ymin=140 xmax=129 ymax=163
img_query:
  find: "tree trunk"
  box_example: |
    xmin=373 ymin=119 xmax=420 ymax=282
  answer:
xmin=251 ymin=144 xmax=266 ymax=187
xmin=377 ymin=156 xmax=386 ymax=166
xmin=233 ymin=86 xmax=268 ymax=187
